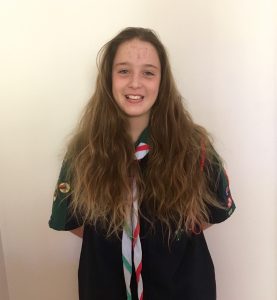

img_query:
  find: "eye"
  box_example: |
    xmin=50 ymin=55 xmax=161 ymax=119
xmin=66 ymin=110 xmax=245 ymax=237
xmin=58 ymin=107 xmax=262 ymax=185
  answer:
xmin=118 ymin=69 xmax=129 ymax=75
xmin=143 ymin=71 xmax=155 ymax=77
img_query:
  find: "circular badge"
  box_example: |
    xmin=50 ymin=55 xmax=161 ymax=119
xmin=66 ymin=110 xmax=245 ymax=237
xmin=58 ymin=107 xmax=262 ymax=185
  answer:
xmin=58 ymin=182 xmax=71 ymax=193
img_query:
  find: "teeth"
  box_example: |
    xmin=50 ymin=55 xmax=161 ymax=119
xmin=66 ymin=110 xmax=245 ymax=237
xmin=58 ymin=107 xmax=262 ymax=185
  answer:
xmin=126 ymin=95 xmax=143 ymax=100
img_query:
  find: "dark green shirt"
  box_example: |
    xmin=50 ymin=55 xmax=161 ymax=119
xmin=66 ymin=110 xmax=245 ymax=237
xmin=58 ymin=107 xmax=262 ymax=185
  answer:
xmin=49 ymin=136 xmax=235 ymax=300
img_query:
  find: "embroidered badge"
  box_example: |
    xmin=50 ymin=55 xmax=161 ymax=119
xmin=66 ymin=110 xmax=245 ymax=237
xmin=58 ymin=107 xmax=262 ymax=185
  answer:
xmin=58 ymin=182 xmax=70 ymax=193
xmin=53 ymin=188 xmax=58 ymax=201
xmin=226 ymin=186 xmax=230 ymax=196
xmin=227 ymin=197 xmax=233 ymax=208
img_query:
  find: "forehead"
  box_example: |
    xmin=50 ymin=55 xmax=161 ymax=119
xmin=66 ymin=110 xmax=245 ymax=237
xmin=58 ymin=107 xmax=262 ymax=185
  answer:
xmin=113 ymin=39 xmax=160 ymax=66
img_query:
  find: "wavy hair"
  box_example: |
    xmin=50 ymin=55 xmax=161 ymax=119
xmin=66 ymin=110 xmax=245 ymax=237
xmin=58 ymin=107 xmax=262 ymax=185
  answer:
xmin=65 ymin=27 xmax=223 ymax=237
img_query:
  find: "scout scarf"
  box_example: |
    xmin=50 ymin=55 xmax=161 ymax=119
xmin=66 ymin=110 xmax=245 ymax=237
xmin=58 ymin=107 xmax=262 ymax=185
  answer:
xmin=122 ymin=128 xmax=150 ymax=300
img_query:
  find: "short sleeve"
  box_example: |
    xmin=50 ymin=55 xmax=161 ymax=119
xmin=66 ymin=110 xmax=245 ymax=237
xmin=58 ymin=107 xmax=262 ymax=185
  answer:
xmin=205 ymin=155 xmax=236 ymax=224
xmin=48 ymin=161 xmax=82 ymax=231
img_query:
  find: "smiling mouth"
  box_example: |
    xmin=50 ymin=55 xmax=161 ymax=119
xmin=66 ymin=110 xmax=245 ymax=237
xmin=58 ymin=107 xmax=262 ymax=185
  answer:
xmin=125 ymin=95 xmax=144 ymax=101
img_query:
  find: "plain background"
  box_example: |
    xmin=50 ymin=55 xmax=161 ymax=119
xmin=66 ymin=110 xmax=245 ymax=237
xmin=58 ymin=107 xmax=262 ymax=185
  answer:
xmin=0 ymin=0 xmax=276 ymax=299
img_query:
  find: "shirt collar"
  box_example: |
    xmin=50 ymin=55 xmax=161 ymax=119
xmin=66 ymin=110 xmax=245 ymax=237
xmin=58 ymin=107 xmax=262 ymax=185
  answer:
xmin=135 ymin=127 xmax=150 ymax=147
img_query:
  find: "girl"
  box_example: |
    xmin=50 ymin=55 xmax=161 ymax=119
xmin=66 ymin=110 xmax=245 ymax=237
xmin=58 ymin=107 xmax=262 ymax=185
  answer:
xmin=49 ymin=27 xmax=235 ymax=300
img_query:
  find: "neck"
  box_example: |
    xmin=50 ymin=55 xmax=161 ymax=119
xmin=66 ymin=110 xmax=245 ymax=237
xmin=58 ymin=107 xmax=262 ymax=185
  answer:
xmin=128 ymin=116 xmax=149 ymax=143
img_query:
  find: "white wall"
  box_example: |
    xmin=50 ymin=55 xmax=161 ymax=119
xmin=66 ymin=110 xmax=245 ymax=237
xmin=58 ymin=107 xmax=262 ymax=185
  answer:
xmin=0 ymin=1 xmax=276 ymax=299
xmin=0 ymin=231 xmax=10 ymax=300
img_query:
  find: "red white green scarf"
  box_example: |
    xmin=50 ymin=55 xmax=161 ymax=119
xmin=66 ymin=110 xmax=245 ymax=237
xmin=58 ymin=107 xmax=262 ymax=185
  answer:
xmin=122 ymin=129 xmax=150 ymax=300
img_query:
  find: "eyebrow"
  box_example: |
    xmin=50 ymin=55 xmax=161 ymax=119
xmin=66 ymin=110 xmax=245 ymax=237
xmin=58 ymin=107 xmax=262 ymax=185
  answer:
xmin=113 ymin=62 xmax=160 ymax=69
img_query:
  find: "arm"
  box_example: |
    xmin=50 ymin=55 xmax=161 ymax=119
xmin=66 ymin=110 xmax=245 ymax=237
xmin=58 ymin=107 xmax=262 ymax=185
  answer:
xmin=70 ymin=226 xmax=84 ymax=238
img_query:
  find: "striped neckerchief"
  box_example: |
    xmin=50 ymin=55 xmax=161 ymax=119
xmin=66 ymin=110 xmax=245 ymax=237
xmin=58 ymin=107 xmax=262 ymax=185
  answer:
xmin=122 ymin=127 xmax=150 ymax=300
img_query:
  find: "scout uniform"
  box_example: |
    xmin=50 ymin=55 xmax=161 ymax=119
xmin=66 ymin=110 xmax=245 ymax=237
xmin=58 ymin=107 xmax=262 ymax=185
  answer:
xmin=49 ymin=128 xmax=235 ymax=300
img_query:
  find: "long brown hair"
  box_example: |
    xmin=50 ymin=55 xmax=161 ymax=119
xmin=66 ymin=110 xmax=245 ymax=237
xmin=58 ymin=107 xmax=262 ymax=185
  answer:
xmin=65 ymin=27 xmax=223 ymax=236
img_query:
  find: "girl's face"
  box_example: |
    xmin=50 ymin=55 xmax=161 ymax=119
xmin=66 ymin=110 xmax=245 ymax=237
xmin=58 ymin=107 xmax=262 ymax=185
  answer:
xmin=112 ymin=39 xmax=161 ymax=127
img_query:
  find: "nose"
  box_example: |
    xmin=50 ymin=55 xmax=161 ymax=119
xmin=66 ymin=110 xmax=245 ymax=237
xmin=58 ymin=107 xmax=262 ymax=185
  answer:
xmin=128 ymin=73 xmax=142 ymax=89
